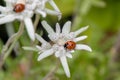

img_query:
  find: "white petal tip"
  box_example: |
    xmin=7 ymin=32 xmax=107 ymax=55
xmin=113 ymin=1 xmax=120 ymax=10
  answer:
xmin=38 ymin=52 xmax=41 ymax=54
xmin=42 ymin=13 xmax=47 ymax=18
xmin=76 ymin=44 xmax=92 ymax=52
xmin=31 ymin=36 xmax=35 ymax=41
xmin=36 ymin=45 xmax=41 ymax=48
xmin=36 ymin=45 xmax=42 ymax=51
xmin=74 ymin=25 xmax=89 ymax=37
xmin=58 ymin=13 xmax=62 ymax=20
xmin=70 ymin=50 xmax=75 ymax=53
xmin=24 ymin=18 xmax=35 ymax=41
xmin=84 ymin=25 xmax=89 ymax=29
xmin=74 ymin=35 xmax=88 ymax=42
xmin=22 ymin=46 xmax=39 ymax=51
xmin=88 ymin=48 xmax=92 ymax=52
xmin=67 ymin=21 xmax=71 ymax=23
xmin=86 ymin=46 xmax=92 ymax=52
xmin=29 ymin=34 xmax=35 ymax=41
xmin=82 ymin=26 xmax=89 ymax=31
xmin=66 ymin=53 xmax=72 ymax=58
xmin=37 ymin=58 xmax=41 ymax=61
xmin=67 ymin=74 xmax=70 ymax=78
xmin=60 ymin=56 xmax=70 ymax=78
xmin=22 ymin=47 xmax=31 ymax=50
xmin=65 ymin=68 xmax=70 ymax=78
xmin=84 ymin=36 xmax=88 ymax=38
xmin=85 ymin=47 xmax=92 ymax=52
xmin=82 ymin=36 xmax=88 ymax=40
xmin=37 ymin=55 xmax=43 ymax=61
xmin=41 ymin=20 xmax=47 ymax=25
xmin=67 ymin=55 xmax=72 ymax=58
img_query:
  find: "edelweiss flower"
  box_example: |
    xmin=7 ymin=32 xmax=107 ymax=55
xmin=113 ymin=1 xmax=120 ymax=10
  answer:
xmin=4 ymin=0 xmax=61 ymax=19
xmin=0 ymin=0 xmax=61 ymax=40
xmin=36 ymin=21 xmax=92 ymax=77
xmin=0 ymin=0 xmax=35 ymax=40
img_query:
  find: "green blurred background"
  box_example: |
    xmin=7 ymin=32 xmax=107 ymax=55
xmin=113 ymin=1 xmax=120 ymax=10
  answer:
xmin=0 ymin=0 xmax=120 ymax=80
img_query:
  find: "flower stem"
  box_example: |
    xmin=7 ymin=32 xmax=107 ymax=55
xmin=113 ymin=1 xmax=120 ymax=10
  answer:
xmin=42 ymin=59 xmax=60 ymax=80
xmin=4 ymin=22 xmax=24 ymax=60
xmin=0 ymin=22 xmax=24 ymax=68
xmin=34 ymin=14 xmax=40 ymax=31
xmin=24 ymin=14 xmax=40 ymax=79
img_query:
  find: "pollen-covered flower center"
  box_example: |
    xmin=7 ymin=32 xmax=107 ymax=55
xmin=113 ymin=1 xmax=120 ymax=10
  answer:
xmin=57 ymin=38 xmax=66 ymax=46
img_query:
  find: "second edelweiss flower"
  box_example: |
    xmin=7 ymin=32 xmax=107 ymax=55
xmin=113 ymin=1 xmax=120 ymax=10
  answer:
xmin=36 ymin=21 xmax=92 ymax=77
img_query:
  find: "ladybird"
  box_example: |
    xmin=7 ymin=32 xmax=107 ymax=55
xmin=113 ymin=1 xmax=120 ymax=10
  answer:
xmin=64 ymin=41 xmax=76 ymax=50
xmin=13 ymin=3 xmax=25 ymax=13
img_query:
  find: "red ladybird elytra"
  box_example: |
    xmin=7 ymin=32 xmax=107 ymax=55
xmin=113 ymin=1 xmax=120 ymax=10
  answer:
xmin=13 ymin=3 xmax=25 ymax=13
xmin=64 ymin=41 xmax=76 ymax=50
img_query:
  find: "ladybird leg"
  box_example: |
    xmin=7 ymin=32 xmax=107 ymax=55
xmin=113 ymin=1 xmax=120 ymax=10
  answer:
xmin=64 ymin=43 xmax=68 ymax=49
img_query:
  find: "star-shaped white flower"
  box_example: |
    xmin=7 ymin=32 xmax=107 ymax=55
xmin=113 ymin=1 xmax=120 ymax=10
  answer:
xmin=0 ymin=0 xmax=35 ymax=41
xmin=0 ymin=0 xmax=61 ymax=41
xmin=36 ymin=21 xmax=92 ymax=77
xmin=4 ymin=0 xmax=61 ymax=19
